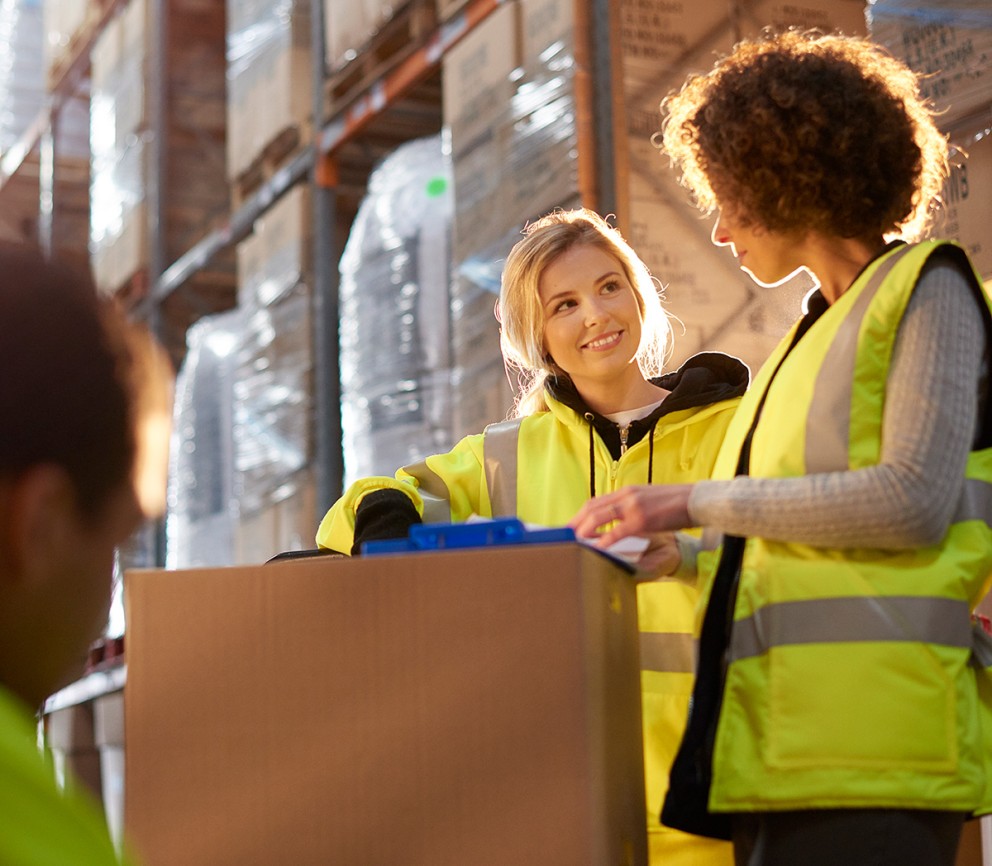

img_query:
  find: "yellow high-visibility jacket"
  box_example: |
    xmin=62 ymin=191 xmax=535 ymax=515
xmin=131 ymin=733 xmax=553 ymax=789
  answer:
xmin=674 ymin=242 xmax=992 ymax=827
xmin=0 ymin=685 xmax=135 ymax=865
xmin=318 ymin=352 xmax=747 ymax=864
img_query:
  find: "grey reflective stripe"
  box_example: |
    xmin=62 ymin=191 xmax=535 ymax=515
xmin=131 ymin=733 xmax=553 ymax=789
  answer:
xmin=399 ymin=460 xmax=451 ymax=523
xmin=640 ymin=632 xmax=697 ymax=674
xmin=484 ymin=419 xmax=521 ymax=517
xmin=805 ymin=245 xmax=917 ymax=474
xmin=972 ymin=623 xmax=992 ymax=668
xmin=729 ymin=595 xmax=972 ymax=663
xmin=954 ymin=477 xmax=992 ymax=526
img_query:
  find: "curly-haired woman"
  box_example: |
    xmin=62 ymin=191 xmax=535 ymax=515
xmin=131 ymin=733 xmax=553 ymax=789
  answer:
xmin=571 ymin=30 xmax=992 ymax=866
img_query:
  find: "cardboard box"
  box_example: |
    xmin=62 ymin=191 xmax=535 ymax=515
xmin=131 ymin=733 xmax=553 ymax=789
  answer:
xmin=324 ymin=0 xmax=370 ymax=70
xmin=618 ymin=1 xmax=865 ymax=373
xmin=933 ymin=132 xmax=992 ymax=280
xmin=740 ymin=0 xmax=867 ymax=39
xmin=868 ymin=0 xmax=992 ymax=129
xmin=124 ymin=545 xmax=647 ymax=865
xmin=45 ymin=703 xmax=103 ymax=800
xmin=227 ymin=0 xmax=311 ymax=180
xmin=94 ymin=692 xmax=126 ymax=853
xmin=442 ymin=1 xmax=522 ymax=155
xmin=520 ymin=0 xmax=574 ymax=70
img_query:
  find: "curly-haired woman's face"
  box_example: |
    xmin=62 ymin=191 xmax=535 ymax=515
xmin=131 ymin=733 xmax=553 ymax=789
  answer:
xmin=711 ymin=210 xmax=804 ymax=287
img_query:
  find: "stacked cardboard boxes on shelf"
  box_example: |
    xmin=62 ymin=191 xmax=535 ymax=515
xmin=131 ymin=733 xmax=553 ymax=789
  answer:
xmin=232 ymin=184 xmax=316 ymax=562
xmin=324 ymin=0 xmax=434 ymax=82
xmin=87 ymin=0 xmax=230 ymax=303
xmin=226 ymin=0 xmax=312 ymax=199
xmin=89 ymin=0 xmax=148 ymax=294
xmin=163 ymin=0 xmax=318 ymax=569
xmin=166 ymin=307 xmax=241 ymax=569
xmin=337 ymin=136 xmax=457 ymax=488
xmin=617 ymin=0 xmax=868 ymax=374
xmin=869 ymin=0 xmax=992 ymax=281
xmin=167 ymin=189 xmax=315 ymax=569
xmin=443 ymin=0 xmax=583 ymax=438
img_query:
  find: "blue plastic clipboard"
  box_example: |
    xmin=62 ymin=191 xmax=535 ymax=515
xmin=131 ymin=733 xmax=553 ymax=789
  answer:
xmin=361 ymin=517 xmax=575 ymax=556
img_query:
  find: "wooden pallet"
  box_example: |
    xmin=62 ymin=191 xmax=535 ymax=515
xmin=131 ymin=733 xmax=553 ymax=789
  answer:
xmin=230 ymin=122 xmax=310 ymax=210
xmin=324 ymin=0 xmax=438 ymax=117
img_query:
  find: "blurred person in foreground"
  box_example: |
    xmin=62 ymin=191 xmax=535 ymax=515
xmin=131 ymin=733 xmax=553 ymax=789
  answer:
xmin=0 ymin=245 xmax=171 ymax=865
xmin=318 ymin=207 xmax=748 ymax=863
xmin=571 ymin=30 xmax=992 ymax=866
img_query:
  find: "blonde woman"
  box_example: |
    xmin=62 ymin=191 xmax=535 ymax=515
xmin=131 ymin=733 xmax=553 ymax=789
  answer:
xmin=318 ymin=207 xmax=747 ymax=864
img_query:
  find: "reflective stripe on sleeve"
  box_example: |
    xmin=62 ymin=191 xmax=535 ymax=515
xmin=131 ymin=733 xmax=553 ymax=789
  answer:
xmin=399 ymin=460 xmax=452 ymax=524
xmin=954 ymin=477 xmax=992 ymax=526
xmin=483 ymin=419 xmax=522 ymax=517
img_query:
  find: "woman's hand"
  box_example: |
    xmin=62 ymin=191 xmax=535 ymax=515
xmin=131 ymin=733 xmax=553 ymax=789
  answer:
xmin=634 ymin=532 xmax=683 ymax=577
xmin=569 ymin=484 xmax=695 ymax=549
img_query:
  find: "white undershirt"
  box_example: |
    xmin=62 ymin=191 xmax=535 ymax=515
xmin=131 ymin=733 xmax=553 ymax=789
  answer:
xmin=603 ymin=398 xmax=667 ymax=427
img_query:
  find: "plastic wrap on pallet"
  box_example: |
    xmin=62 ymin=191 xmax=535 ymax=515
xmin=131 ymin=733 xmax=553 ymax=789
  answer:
xmin=503 ymin=44 xmax=578 ymax=222
xmin=339 ymin=135 xmax=454 ymax=486
xmin=89 ymin=1 xmax=149 ymax=293
xmin=166 ymin=309 xmax=244 ymax=569
xmin=233 ymin=283 xmax=312 ymax=514
xmin=0 ymin=0 xmax=44 ymax=152
xmin=232 ymin=183 xmax=312 ymax=522
xmin=226 ymin=0 xmax=311 ymax=181
xmin=868 ymin=0 xmax=992 ymax=130
xmin=238 ymin=184 xmax=309 ymax=309
xmin=446 ymin=2 xmax=580 ymax=438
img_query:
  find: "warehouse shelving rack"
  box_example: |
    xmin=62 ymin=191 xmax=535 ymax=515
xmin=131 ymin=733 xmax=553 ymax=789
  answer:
xmin=0 ymin=0 xmax=619 ymax=549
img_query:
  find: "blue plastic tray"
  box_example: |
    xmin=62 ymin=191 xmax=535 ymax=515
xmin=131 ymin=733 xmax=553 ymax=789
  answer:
xmin=361 ymin=517 xmax=576 ymax=556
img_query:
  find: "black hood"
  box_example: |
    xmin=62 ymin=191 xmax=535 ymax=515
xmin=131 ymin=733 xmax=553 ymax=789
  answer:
xmin=545 ymin=351 xmax=749 ymax=459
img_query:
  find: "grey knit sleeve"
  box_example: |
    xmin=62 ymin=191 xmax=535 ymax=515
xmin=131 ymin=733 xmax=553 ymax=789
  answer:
xmin=688 ymin=260 xmax=987 ymax=548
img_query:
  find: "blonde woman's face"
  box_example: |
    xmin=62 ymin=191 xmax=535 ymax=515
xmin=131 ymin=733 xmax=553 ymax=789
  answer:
xmin=538 ymin=244 xmax=644 ymax=396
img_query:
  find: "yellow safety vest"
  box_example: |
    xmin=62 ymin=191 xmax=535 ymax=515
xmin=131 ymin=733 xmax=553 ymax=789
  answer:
xmin=702 ymin=241 xmax=992 ymax=814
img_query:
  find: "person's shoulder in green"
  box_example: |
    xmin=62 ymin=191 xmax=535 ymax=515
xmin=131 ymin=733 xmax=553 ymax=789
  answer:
xmin=0 ymin=686 xmax=135 ymax=865
xmin=0 ymin=246 xmax=169 ymax=865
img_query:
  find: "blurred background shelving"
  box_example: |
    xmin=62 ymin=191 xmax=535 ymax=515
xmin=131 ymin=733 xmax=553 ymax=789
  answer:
xmin=0 ymin=0 xmax=987 ymax=576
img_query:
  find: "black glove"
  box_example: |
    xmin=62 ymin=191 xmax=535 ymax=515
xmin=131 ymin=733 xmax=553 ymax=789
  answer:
xmin=351 ymin=488 xmax=422 ymax=556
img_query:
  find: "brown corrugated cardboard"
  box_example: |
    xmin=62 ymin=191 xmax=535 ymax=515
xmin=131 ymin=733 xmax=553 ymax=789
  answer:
xmin=124 ymin=544 xmax=647 ymax=866
xmin=868 ymin=0 xmax=992 ymax=129
xmin=45 ymin=703 xmax=104 ymax=800
xmin=618 ymin=0 xmax=866 ymax=373
xmin=442 ymin=1 xmax=522 ymax=155
xmin=325 ymin=0 xmax=370 ymax=70
xmin=740 ymin=0 xmax=867 ymax=38
xmin=94 ymin=692 xmax=126 ymax=853
xmin=935 ymin=132 xmax=992 ymax=280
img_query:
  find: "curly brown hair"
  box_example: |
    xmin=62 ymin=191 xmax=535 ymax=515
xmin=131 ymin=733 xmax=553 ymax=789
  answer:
xmin=659 ymin=30 xmax=949 ymax=241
